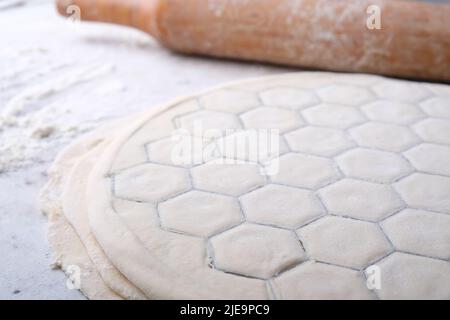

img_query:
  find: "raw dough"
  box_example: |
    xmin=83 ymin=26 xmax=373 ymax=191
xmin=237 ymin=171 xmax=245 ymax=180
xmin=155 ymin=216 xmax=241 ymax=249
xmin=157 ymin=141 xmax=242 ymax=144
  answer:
xmin=41 ymin=72 xmax=450 ymax=299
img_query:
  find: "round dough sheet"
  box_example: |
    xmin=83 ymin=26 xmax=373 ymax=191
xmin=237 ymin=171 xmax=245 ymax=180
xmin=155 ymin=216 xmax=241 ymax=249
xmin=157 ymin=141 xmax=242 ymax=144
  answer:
xmin=44 ymin=72 xmax=450 ymax=299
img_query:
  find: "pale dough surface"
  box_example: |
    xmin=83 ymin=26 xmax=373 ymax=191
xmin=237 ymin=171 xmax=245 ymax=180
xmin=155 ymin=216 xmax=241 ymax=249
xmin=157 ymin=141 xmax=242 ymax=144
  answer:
xmin=42 ymin=72 xmax=450 ymax=299
xmin=40 ymin=121 xmax=123 ymax=300
xmin=41 ymin=116 xmax=149 ymax=299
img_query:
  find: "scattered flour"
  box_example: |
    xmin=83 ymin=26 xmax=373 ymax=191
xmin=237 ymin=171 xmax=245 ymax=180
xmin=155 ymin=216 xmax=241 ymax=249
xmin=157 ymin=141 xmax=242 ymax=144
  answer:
xmin=0 ymin=45 xmax=122 ymax=173
xmin=1 ymin=63 xmax=115 ymax=121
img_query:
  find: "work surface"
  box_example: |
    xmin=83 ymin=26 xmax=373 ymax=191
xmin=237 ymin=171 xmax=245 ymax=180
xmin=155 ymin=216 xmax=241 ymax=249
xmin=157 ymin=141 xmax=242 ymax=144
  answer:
xmin=0 ymin=0 xmax=287 ymax=299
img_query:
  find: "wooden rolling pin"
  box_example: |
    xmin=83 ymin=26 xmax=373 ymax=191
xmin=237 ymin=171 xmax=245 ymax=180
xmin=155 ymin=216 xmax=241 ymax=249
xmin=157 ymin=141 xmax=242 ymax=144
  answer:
xmin=56 ymin=0 xmax=450 ymax=82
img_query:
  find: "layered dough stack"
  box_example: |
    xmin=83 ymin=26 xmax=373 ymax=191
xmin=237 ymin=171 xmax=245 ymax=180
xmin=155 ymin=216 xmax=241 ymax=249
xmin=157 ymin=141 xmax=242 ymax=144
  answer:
xmin=41 ymin=72 xmax=450 ymax=300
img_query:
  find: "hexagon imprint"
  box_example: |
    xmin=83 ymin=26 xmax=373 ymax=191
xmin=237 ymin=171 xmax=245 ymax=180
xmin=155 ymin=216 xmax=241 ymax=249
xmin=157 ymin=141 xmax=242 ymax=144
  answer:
xmin=413 ymin=118 xmax=450 ymax=146
xmin=350 ymin=122 xmax=420 ymax=152
xmin=369 ymin=252 xmax=450 ymax=299
xmin=361 ymin=100 xmax=424 ymax=125
xmin=211 ymin=223 xmax=306 ymax=279
xmin=260 ymin=87 xmax=319 ymax=109
xmin=240 ymin=184 xmax=324 ymax=229
xmin=271 ymin=153 xmax=339 ymax=189
xmin=158 ymin=191 xmax=243 ymax=237
xmin=373 ymin=81 xmax=430 ymax=103
xmin=285 ymin=126 xmax=354 ymax=157
xmin=241 ymin=107 xmax=304 ymax=133
xmin=146 ymin=136 xmax=216 ymax=167
xmin=213 ymin=130 xmax=290 ymax=163
xmin=302 ymin=104 xmax=366 ymax=129
xmin=200 ymin=89 xmax=260 ymax=114
xmin=404 ymin=143 xmax=450 ymax=176
xmin=114 ymin=163 xmax=191 ymax=203
xmin=297 ymin=216 xmax=392 ymax=269
xmin=319 ymin=179 xmax=404 ymax=221
xmin=191 ymin=162 xmax=265 ymax=196
xmin=395 ymin=173 xmax=450 ymax=213
xmin=273 ymin=261 xmax=373 ymax=299
xmin=336 ymin=148 xmax=412 ymax=183
xmin=317 ymin=84 xmax=374 ymax=106
xmin=420 ymin=97 xmax=450 ymax=119
xmin=381 ymin=209 xmax=450 ymax=260
xmin=176 ymin=110 xmax=242 ymax=135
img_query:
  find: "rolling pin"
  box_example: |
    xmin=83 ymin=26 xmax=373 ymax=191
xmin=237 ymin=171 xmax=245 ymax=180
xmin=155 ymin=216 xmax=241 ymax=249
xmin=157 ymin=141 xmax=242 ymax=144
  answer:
xmin=56 ymin=0 xmax=450 ymax=82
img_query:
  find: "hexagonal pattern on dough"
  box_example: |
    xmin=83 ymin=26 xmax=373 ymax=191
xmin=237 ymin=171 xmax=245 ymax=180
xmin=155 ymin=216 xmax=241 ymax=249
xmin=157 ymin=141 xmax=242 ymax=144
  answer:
xmin=96 ymin=74 xmax=450 ymax=299
xmin=336 ymin=149 xmax=412 ymax=183
xmin=240 ymin=184 xmax=324 ymax=229
xmin=297 ymin=216 xmax=392 ymax=269
xmin=370 ymin=253 xmax=450 ymax=299
xmin=191 ymin=162 xmax=265 ymax=196
xmin=361 ymin=100 xmax=425 ymax=125
xmin=373 ymin=81 xmax=430 ymax=103
xmin=319 ymin=179 xmax=404 ymax=221
xmin=381 ymin=209 xmax=450 ymax=260
xmin=176 ymin=110 xmax=242 ymax=135
xmin=210 ymin=223 xmax=306 ymax=279
xmin=241 ymin=107 xmax=304 ymax=133
xmin=200 ymin=89 xmax=260 ymax=114
xmin=317 ymin=84 xmax=374 ymax=106
xmin=213 ymin=129 xmax=290 ymax=164
xmin=413 ymin=118 xmax=450 ymax=145
xmin=260 ymin=87 xmax=320 ymax=109
xmin=302 ymin=104 xmax=366 ymax=129
xmin=395 ymin=173 xmax=450 ymax=213
xmin=271 ymin=153 xmax=339 ymax=189
xmin=285 ymin=126 xmax=354 ymax=157
xmin=350 ymin=122 xmax=420 ymax=152
xmin=420 ymin=97 xmax=450 ymax=119
xmin=146 ymin=136 xmax=218 ymax=167
xmin=114 ymin=163 xmax=191 ymax=203
xmin=273 ymin=261 xmax=373 ymax=300
xmin=158 ymin=191 xmax=242 ymax=237
xmin=404 ymin=143 xmax=450 ymax=176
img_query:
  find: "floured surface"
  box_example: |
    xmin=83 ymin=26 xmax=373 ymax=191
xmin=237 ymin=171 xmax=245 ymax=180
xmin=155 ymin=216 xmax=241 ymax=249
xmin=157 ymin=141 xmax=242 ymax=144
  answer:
xmin=46 ymin=72 xmax=450 ymax=299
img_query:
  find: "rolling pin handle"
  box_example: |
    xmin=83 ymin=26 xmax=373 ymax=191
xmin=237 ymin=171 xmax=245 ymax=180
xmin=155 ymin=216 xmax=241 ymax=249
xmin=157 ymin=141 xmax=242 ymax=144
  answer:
xmin=55 ymin=0 xmax=158 ymax=37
